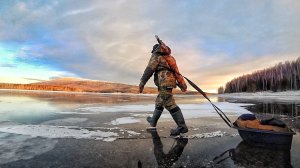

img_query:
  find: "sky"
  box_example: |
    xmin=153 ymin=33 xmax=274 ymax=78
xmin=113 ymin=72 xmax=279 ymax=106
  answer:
xmin=0 ymin=0 xmax=300 ymax=93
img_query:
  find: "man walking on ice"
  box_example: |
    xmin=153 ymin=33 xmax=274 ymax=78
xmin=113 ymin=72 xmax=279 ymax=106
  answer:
xmin=139 ymin=35 xmax=188 ymax=136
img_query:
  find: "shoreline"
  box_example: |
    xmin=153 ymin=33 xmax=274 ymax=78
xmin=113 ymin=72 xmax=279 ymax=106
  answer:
xmin=220 ymin=90 xmax=300 ymax=96
xmin=219 ymin=90 xmax=300 ymax=102
xmin=0 ymin=88 xmax=202 ymax=97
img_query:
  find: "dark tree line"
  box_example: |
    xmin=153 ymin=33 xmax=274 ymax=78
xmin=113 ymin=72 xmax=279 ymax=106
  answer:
xmin=219 ymin=57 xmax=300 ymax=93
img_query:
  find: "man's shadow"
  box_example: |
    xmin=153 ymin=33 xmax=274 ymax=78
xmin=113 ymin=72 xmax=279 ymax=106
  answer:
xmin=138 ymin=130 xmax=188 ymax=168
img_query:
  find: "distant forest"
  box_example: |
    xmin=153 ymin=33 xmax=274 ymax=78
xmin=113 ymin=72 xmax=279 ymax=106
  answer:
xmin=0 ymin=80 xmax=198 ymax=95
xmin=218 ymin=57 xmax=300 ymax=93
xmin=0 ymin=83 xmax=84 ymax=92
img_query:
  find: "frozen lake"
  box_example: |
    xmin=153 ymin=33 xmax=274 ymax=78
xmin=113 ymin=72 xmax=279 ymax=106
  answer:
xmin=0 ymin=90 xmax=299 ymax=167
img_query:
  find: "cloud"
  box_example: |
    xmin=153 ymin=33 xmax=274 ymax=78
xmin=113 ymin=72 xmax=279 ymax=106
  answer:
xmin=1 ymin=0 xmax=300 ymax=91
xmin=63 ymin=6 xmax=99 ymax=17
xmin=22 ymin=77 xmax=46 ymax=82
xmin=0 ymin=63 xmax=16 ymax=68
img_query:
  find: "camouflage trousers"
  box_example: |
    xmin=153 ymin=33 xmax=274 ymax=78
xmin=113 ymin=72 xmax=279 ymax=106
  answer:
xmin=155 ymin=88 xmax=178 ymax=111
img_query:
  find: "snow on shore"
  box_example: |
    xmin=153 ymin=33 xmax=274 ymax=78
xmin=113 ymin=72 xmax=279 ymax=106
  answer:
xmin=219 ymin=90 xmax=300 ymax=102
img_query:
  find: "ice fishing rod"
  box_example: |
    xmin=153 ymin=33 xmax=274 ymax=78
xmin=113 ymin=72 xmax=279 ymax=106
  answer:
xmin=155 ymin=35 xmax=232 ymax=128
xmin=183 ymin=77 xmax=232 ymax=128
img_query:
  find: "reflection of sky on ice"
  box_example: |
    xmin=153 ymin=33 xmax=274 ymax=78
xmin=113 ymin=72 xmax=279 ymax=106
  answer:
xmin=0 ymin=96 xmax=60 ymax=124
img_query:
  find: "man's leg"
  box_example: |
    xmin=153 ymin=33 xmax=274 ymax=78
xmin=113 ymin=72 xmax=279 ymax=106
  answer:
xmin=162 ymin=89 xmax=188 ymax=136
xmin=147 ymin=94 xmax=164 ymax=127
xmin=169 ymin=106 xmax=188 ymax=136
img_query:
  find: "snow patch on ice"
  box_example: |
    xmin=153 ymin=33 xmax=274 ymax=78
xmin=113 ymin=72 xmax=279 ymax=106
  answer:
xmin=188 ymin=130 xmax=225 ymax=139
xmin=0 ymin=124 xmax=118 ymax=141
xmin=110 ymin=117 xmax=140 ymax=125
xmin=102 ymin=137 xmax=117 ymax=142
xmin=131 ymin=113 xmax=150 ymax=117
xmin=126 ymin=130 xmax=141 ymax=135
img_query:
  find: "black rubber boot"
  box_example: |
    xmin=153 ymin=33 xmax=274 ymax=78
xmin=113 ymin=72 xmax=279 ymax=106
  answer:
xmin=170 ymin=107 xmax=188 ymax=136
xmin=147 ymin=108 xmax=163 ymax=127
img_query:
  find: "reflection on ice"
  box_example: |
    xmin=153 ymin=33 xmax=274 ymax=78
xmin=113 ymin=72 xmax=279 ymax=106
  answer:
xmin=146 ymin=129 xmax=188 ymax=168
xmin=0 ymin=96 xmax=59 ymax=124
xmin=213 ymin=141 xmax=292 ymax=168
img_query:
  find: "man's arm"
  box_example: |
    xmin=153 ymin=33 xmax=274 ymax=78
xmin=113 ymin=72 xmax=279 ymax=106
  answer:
xmin=139 ymin=55 xmax=159 ymax=93
xmin=166 ymin=56 xmax=187 ymax=92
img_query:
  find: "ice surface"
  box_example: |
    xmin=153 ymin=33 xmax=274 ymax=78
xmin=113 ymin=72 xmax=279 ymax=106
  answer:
xmin=0 ymin=133 xmax=57 ymax=164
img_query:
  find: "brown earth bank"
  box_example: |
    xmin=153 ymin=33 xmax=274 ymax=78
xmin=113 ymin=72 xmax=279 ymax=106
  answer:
xmin=0 ymin=78 xmax=202 ymax=95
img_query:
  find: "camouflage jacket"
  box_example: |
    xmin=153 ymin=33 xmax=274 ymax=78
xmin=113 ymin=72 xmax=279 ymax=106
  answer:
xmin=140 ymin=46 xmax=187 ymax=91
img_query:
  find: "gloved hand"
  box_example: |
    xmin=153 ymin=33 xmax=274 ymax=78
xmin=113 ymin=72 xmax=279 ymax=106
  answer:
xmin=139 ymin=82 xmax=144 ymax=93
xmin=179 ymin=83 xmax=187 ymax=92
